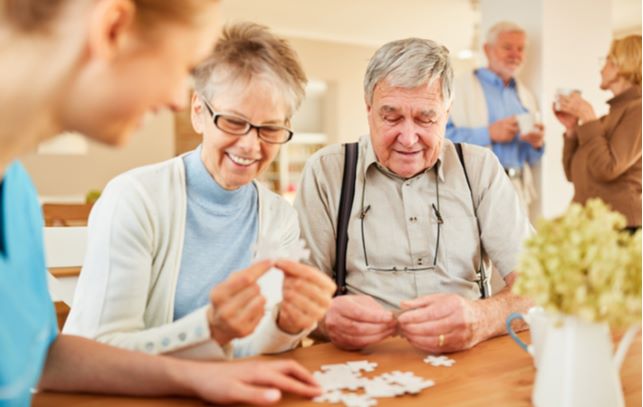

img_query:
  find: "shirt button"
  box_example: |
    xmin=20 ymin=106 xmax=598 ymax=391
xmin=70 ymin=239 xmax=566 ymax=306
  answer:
xmin=417 ymin=258 xmax=424 ymax=265
xmin=409 ymin=216 xmax=417 ymax=223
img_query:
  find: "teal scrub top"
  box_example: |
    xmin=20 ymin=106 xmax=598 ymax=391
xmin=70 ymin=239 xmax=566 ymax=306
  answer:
xmin=0 ymin=162 xmax=58 ymax=406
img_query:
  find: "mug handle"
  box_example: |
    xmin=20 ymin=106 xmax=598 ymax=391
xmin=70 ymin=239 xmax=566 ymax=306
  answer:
xmin=506 ymin=312 xmax=529 ymax=352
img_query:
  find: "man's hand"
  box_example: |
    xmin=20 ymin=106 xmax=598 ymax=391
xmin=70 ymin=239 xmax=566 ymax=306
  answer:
xmin=397 ymin=293 xmax=482 ymax=353
xmin=520 ymin=123 xmax=545 ymax=149
xmin=276 ymin=260 xmax=336 ymax=334
xmin=321 ymin=294 xmax=397 ymax=350
xmin=177 ymin=358 xmax=321 ymax=405
xmin=208 ymin=260 xmax=273 ymax=346
xmin=489 ymin=116 xmax=519 ymax=143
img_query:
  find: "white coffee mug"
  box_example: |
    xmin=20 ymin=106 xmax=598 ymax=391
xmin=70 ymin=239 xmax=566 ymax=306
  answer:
xmin=506 ymin=306 xmax=550 ymax=368
xmin=516 ymin=112 xmax=536 ymax=135
xmin=554 ymin=88 xmax=581 ymax=110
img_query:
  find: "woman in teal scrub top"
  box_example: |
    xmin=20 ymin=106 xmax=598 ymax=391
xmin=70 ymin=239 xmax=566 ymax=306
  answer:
xmin=0 ymin=1 xmax=320 ymax=406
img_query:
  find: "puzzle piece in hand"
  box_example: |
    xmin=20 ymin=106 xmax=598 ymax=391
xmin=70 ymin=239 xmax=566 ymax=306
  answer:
xmin=424 ymin=355 xmax=456 ymax=367
xmin=253 ymin=237 xmax=310 ymax=263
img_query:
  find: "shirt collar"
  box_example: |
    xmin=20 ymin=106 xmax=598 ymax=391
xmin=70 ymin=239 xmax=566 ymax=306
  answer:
xmin=361 ymin=135 xmax=446 ymax=183
xmin=476 ymin=67 xmax=516 ymax=89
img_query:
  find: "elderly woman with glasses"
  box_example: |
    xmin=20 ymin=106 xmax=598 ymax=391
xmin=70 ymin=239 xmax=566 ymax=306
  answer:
xmin=64 ymin=22 xmax=335 ymax=360
xmin=555 ymin=35 xmax=642 ymax=230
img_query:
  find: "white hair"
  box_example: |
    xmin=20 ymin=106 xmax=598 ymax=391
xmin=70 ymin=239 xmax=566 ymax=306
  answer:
xmin=485 ymin=21 xmax=525 ymax=45
xmin=363 ymin=38 xmax=454 ymax=109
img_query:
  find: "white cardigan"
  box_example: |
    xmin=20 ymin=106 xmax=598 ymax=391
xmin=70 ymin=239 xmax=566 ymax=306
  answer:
xmin=450 ymin=69 xmax=539 ymax=131
xmin=64 ymin=156 xmax=308 ymax=359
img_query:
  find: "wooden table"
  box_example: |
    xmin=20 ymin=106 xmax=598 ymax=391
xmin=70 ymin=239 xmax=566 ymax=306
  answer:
xmin=33 ymin=332 xmax=641 ymax=406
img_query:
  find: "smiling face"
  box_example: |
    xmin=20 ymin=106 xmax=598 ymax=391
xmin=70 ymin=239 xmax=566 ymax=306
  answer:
xmin=194 ymin=79 xmax=287 ymax=190
xmin=484 ymin=30 xmax=525 ymax=83
xmin=367 ymin=79 xmax=449 ymax=178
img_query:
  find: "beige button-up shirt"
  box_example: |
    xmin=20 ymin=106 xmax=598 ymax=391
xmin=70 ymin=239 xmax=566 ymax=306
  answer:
xmin=295 ymin=136 xmax=532 ymax=309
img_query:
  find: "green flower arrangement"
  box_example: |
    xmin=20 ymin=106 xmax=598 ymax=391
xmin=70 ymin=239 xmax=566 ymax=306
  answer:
xmin=513 ymin=198 xmax=641 ymax=328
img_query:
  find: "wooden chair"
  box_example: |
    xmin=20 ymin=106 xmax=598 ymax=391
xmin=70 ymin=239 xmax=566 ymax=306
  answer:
xmin=44 ymin=226 xmax=87 ymax=330
xmin=42 ymin=203 xmax=93 ymax=227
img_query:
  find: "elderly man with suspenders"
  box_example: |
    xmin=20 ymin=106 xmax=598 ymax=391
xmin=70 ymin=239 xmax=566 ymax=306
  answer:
xmin=295 ymin=37 xmax=533 ymax=353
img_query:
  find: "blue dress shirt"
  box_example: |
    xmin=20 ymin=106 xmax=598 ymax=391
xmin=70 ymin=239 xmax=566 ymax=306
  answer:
xmin=446 ymin=68 xmax=544 ymax=169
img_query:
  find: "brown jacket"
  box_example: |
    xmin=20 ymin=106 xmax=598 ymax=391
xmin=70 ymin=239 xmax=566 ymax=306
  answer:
xmin=563 ymin=85 xmax=642 ymax=226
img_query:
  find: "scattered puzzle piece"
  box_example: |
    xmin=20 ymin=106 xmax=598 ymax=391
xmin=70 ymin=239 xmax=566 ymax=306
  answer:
xmin=346 ymin=360 xmax=378 ymax=373
xmin=424 ymin=355 xmax=456 ymax=367
xmin=340 ymin=393 xmax=377 ymax=407
xmin=311 ymin=360 xmax=435 ymax=406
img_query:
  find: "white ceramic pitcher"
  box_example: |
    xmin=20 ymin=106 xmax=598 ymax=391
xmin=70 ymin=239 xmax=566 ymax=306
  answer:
xmin=532 ymin=315 xmax=639 ymax=407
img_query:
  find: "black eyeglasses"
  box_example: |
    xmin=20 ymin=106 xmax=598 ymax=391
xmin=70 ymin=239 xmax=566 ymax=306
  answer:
xmin=200 ymin=97 xmax=294 ymax=144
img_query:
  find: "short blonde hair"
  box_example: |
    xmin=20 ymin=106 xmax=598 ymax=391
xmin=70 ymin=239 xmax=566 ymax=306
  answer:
xmin=608 ymin=35 xmax=642 ymax=86
xmin=192 ymin=22 xmax=307 ymax=118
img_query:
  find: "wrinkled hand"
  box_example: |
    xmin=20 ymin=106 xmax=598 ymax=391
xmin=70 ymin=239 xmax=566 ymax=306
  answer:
xmin=397 ymin=293 xmax=481 ymax=353
xmin=276 ymin=260 xmax=336 ymax=334
xmin=489 ymin=116 xmax=519 ymax=143
xmin=180 ymin=359 xmax=321 ymax=405
xmin=322 ymin=294 xmax=397 ymax=350
xmin=208 ymin=260 xmax=273 ymax=346
xmin=557 ymin=92 xmax=596 ymax=124
xmin=520 ymin=123 xmax=545 ymax=149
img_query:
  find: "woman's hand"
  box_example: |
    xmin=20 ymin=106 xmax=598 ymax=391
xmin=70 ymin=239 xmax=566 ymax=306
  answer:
xmin=553 ymin=103 xmax=579 ymax=138
xmin=178 ymin=359 xmax=321 ymax=404
xmin=557 ymin=93 xmax=597 ymax=124
xmin=276 ymin=260 xmax=336 ymax=334
xmin=208 ymin=260 xmax=274 ymax=346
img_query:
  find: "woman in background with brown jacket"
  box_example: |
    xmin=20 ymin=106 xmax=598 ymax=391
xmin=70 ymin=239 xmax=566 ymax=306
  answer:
xmin=555 ymin=35 xmax=641 ymax=230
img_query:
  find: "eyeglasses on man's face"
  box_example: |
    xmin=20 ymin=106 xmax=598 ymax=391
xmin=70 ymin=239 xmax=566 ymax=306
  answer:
xmin=200 ymin=97 xmax=294 ymax=144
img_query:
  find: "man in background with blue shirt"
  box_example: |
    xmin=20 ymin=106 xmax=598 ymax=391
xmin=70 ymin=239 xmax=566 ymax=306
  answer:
xmin=447 ymin=21 xmax=544 ymax=219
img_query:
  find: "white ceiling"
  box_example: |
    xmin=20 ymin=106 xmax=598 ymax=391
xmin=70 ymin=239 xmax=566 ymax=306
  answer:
xmin=220 ymin=0 xmax=477 ymax=53
xmin=220 ymin=0 xmax=640 ymax=51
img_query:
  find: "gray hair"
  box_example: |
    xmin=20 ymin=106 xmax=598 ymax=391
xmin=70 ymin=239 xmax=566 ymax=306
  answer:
xmin=485 ymin=21 xmax=525 ymax=45
xmin=192 ymin=22 xmax=307 ymax=119
xmin=363 ymin=38 xmax=454 ymax=108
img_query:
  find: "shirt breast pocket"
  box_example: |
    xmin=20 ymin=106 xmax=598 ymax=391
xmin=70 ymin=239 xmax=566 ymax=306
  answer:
xmin=440 ymin=214 xmax=480 ymax=282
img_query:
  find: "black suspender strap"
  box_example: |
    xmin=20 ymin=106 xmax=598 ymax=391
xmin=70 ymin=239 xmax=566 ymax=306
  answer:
xmin=455 ymin=143 xmax=491 ymax=299
xmin=334 ymin=142 xmax=359 ymax=295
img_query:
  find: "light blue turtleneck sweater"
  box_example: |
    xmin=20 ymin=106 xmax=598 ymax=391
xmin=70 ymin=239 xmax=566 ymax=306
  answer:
xmin=173 ymin=146 xmax=258 ymax=321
